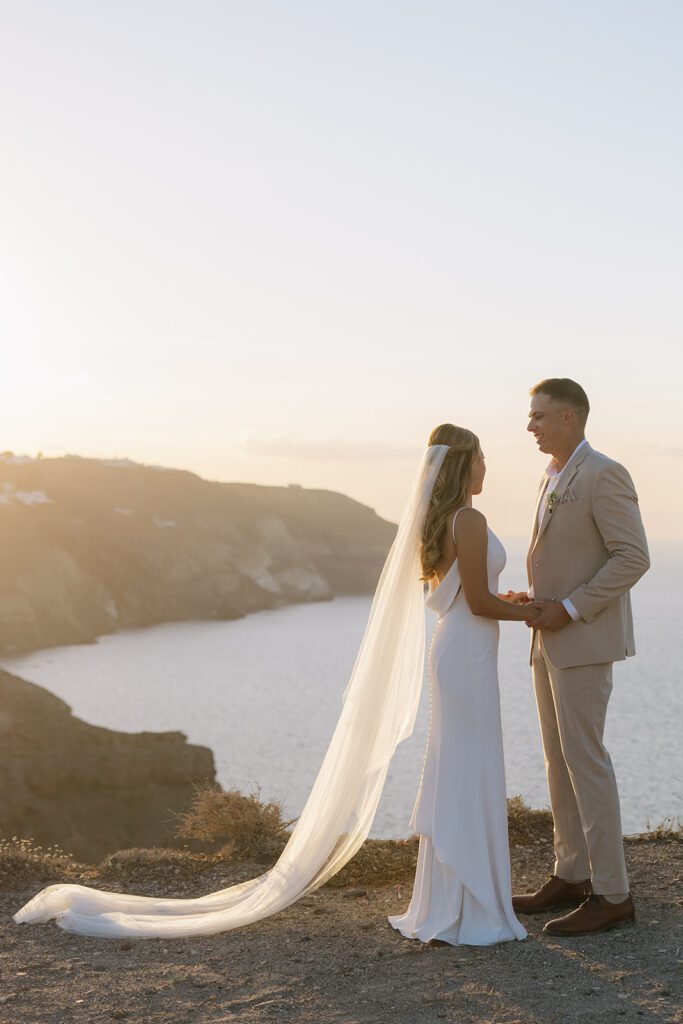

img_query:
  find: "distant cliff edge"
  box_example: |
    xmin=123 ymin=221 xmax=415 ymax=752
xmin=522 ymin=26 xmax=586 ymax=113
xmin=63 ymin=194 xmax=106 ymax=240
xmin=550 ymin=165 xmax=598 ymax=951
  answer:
xmin=0 ymin=453 xmax=397 ymax=654
xmin=0 ymin=669 xmax=215 ymax=861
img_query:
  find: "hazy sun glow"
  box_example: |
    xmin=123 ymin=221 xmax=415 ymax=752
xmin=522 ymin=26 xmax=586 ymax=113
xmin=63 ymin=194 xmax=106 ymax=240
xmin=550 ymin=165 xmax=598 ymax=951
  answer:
xmin=2 ymin=1 xmax=681 ymax=536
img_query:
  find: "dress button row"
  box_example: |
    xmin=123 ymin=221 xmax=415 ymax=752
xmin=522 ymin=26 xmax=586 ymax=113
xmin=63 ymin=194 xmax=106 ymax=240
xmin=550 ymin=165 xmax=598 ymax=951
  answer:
xmin=413 ymin=621 xmax=438 ymax=807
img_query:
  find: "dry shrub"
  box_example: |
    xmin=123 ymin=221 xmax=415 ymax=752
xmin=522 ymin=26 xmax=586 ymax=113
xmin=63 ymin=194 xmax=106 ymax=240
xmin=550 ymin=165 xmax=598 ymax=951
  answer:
xmin=506 ymin=795 xmax=553 ymax=846
xmin=0 ymin=835 xmax=76 ymax=889
xmin=626 ymin=816 xmax=682 ymax=842
xmin=172 ymin=781 xmax=296 ymax=861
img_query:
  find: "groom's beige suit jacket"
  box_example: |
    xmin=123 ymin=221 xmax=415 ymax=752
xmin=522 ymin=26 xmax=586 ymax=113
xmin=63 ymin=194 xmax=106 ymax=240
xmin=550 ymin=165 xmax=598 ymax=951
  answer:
xmin=527 ymin=443 xmax=650 ymax=669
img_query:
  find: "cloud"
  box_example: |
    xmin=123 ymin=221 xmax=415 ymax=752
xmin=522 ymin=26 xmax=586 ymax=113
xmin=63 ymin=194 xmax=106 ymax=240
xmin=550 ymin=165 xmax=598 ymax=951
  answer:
xmin=238 ymin=435 xmax=421 ymax=462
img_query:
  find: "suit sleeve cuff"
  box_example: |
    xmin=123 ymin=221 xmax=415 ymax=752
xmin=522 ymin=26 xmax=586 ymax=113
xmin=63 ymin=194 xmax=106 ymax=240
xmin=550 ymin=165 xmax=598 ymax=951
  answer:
xmin=562 ymin=597 xmax=580 ymax=621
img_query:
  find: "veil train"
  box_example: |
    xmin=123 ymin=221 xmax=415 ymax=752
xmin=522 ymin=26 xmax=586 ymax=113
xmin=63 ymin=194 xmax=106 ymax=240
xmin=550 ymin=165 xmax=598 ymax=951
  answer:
xmin=14 ymin=444 xmax=451 ymax=937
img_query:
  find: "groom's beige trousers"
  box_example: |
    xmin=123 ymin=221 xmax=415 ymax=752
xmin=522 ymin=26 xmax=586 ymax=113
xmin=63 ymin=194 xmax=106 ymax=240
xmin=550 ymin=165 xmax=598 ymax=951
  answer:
xmin=531 ymin=629 xmax=629 ymax=895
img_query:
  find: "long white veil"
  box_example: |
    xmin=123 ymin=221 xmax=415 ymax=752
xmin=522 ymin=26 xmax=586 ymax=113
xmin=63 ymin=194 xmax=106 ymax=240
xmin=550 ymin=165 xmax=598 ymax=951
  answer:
xmin=14 ymin=444 xmax=450 ymax=938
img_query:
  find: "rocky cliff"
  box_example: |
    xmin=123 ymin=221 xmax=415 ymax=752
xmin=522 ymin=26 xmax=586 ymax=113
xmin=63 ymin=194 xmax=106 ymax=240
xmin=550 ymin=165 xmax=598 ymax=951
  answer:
xmin=0 ymin=669 xmax=215 ymax=861
xmin=0 ymin=453 xmax=396 ymax=654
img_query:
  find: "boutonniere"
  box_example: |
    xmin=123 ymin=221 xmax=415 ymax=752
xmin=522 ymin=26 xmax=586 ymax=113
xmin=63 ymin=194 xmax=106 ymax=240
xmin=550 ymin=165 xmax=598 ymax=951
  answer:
xmin=544 ymin=490 xmax=559 ymax=513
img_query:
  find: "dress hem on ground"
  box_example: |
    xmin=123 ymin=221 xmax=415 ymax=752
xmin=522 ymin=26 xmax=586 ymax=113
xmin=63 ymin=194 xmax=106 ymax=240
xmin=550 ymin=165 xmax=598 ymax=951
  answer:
xmin=387 ymin=833 xmax=527 ymax=947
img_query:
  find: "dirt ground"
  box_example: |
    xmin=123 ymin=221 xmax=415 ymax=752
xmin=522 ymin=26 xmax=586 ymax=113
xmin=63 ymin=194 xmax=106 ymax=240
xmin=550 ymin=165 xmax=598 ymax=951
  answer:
xmin=1 ymin=836 xmax=681 ymax=1024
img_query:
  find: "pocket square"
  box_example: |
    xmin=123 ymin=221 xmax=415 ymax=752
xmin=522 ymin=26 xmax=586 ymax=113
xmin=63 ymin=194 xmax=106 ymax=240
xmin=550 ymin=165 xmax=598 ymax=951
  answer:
xmin=560 ymin=488 xmax=577 ymax=503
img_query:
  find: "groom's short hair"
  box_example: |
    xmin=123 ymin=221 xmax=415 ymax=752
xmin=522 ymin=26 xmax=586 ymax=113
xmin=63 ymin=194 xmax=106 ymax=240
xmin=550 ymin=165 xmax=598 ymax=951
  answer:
xmin=530 ymin=378 xmax=590 ymax=424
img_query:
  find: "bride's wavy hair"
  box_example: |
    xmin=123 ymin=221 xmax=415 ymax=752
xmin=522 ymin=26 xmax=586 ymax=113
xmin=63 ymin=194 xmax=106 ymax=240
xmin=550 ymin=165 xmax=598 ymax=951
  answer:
xmin=420 ymin=423 xmax=481 ymax=582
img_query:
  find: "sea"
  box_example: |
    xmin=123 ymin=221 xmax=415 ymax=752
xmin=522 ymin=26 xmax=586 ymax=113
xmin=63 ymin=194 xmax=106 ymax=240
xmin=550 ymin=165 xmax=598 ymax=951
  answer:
xmin=2 ymin=541 xmax=681 ymax=838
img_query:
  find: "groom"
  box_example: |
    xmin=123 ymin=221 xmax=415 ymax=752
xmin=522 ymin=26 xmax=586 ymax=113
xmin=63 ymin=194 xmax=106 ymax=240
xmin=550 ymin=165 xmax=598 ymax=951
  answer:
xmin=512 ymin=378 xmax=650 ymax=936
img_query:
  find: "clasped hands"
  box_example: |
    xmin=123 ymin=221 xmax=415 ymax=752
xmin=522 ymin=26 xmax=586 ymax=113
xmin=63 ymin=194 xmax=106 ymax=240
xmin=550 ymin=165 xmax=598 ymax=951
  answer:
xmin=498 ymin=591 xmax=572 ymax=631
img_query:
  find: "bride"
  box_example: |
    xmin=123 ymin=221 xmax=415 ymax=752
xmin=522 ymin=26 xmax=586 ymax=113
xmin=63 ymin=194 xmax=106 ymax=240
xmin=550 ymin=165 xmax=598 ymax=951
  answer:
xmin=388 ymin=423 xmax=536 ymax=945
xmin=14 ymin=424 xmax=537 ymax=943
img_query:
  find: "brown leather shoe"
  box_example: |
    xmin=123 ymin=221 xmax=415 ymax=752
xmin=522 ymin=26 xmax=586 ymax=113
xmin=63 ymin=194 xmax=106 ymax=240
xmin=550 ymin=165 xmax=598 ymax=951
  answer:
xmin=512 ymin=874 xmax=592 ymax=914
xmin=543 ymin=893 xmax=635 ymax=936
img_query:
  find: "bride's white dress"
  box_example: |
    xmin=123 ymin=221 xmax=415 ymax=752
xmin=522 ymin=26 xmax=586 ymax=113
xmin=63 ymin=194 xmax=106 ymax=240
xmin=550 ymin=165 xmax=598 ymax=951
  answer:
xmin=388 ymin=518 xmax=527 ymax=945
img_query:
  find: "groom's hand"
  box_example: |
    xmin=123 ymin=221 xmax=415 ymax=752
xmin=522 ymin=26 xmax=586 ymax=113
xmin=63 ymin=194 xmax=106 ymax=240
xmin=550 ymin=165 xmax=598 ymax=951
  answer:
xmin=525 ymin=599 xmax=572 ymax=631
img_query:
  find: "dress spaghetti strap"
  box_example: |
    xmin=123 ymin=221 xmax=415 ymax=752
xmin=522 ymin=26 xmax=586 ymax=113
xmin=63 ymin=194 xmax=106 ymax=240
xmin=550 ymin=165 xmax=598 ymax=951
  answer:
xmin=451 ymin=505 xmax=471 ymax=543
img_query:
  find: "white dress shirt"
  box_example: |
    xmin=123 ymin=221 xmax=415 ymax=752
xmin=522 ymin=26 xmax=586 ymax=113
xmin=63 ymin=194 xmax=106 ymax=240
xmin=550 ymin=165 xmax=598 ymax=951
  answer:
xmin=530 ymin=438 xmax=588 ymax=621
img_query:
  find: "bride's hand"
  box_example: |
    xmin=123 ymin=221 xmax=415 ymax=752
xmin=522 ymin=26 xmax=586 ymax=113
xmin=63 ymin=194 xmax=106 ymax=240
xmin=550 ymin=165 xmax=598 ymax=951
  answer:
xmin=499 ymin=590 xmax=531 ymax=604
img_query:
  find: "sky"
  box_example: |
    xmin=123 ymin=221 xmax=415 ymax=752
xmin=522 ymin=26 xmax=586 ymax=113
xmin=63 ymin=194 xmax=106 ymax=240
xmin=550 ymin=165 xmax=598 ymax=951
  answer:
xmin=2 ymin=1 xmax=681 ymax=538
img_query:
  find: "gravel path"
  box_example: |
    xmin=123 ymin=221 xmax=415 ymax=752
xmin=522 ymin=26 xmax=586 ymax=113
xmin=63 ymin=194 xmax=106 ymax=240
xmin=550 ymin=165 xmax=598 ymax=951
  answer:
xmin=1 ymin=837 xmax=681 ymax=1024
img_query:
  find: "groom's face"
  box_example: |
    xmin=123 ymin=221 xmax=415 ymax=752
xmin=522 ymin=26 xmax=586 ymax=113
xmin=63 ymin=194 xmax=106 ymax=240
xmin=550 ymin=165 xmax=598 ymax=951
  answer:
xmin=527 ymin=393 xmax=568 ymax=455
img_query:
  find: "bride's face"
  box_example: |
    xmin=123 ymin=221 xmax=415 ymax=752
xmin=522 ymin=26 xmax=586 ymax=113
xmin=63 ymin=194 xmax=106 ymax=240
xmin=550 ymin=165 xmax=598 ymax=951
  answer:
xmin=470 ymin=450 xmax=486 ymax=495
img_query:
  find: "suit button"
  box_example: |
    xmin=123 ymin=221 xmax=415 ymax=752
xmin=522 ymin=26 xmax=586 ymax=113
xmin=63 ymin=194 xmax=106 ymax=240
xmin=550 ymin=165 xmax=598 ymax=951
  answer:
xmin=534 ymin=562 xmax=542 ymax=567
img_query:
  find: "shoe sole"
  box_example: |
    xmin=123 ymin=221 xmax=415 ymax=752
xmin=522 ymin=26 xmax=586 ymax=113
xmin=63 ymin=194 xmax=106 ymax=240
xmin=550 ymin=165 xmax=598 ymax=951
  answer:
xmin=543 ymin=916 xmax=635 ymax=937
xmin=513 ymin=900 xmax=587 ymax=916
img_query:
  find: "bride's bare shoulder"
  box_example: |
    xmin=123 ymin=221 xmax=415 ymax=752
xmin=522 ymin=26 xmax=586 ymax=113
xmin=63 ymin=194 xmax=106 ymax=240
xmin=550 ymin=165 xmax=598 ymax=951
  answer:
xmin=452 ymin=506 xmax=487 ymax=537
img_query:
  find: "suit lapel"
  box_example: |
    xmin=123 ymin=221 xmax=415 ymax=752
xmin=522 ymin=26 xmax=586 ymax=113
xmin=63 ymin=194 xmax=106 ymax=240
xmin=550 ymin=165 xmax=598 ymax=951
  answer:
xmin=531 ymin=442 xmax=592 ymax=552
xmin=530 ymin=474 xmax=548 ymax=549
